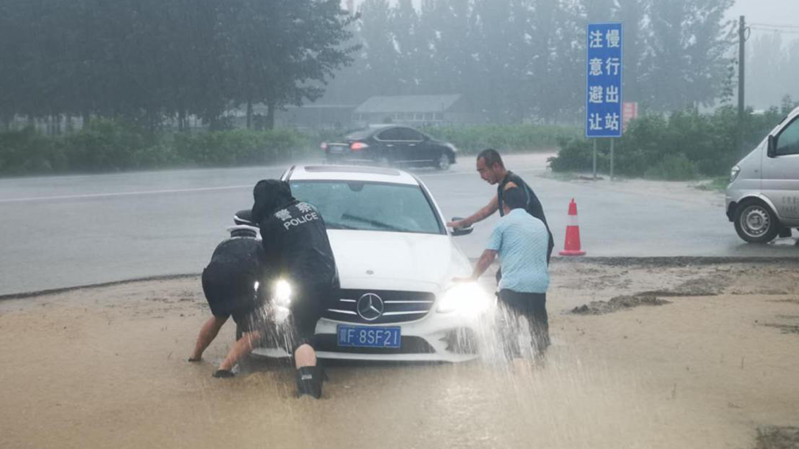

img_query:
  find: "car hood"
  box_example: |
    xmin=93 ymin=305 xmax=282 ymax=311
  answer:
xmin=327 ymin=230 xmax=471 ymax=292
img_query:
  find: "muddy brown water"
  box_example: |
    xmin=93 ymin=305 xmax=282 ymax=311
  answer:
xmin=2 ymin=260 xmax=799 ymax=448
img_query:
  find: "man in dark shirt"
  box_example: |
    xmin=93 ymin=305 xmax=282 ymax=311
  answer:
xmin=447 ymin=148 xmax=554 ymax=263
xmin=188 ymin=230 xmax=269 ymax=378
xmin=251 ymin=179 xmax=339 ymax=399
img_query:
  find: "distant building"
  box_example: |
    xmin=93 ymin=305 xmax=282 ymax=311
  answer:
xmin=353 ymin=94 xmax=479 ymax=127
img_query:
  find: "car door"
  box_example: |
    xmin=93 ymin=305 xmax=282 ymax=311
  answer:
xmin=762 ymin=114 xmax=799 ymax=224
xmin=374 ymin=127 xmax=404 ymax=162
xmin=396 ymin=128 xmax=429 ymax=163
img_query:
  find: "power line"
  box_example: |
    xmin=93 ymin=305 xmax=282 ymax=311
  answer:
xmin=749 ymin=25 xmax=799 ymax=35
xmin=750 ymin=25 xmax=799 ymax=32
xmin=750 ymin=30 xmax=799 ymax=35
xmin=749 ymin=22 xmax=799 ymax=30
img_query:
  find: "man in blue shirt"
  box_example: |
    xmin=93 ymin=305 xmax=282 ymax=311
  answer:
xmin=447 ymin=149 xmax=553 ymax=264
xmin=462 ymin=187 xmax=551 ymax=360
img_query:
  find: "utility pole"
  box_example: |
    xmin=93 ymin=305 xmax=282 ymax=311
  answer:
xmin=738 ymin=16 xmax=746 ymax=156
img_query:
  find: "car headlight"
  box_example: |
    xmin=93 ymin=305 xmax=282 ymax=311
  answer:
xmin=437 ymin=282 xmax=493 ymax=316
xmin=273 ymin=279 xmax=292 ymax=307
xmin=271 ymin=279 xmax=293 ymax=323
xmin=730 ymin=165 xmax=740 ymax=183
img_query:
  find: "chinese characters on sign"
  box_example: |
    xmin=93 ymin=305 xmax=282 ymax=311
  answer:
xmin=586 ymin=23 xmax=622 ymax=138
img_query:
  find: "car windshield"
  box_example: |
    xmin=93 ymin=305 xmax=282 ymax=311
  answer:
xmin=290 ymin=181 xmax=444 ymax=235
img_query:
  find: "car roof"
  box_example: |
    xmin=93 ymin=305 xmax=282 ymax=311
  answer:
xmin=284 ymin=165 xmax=421 ymax=186
xmin=345 ymin=124 xmax=418 ymax=140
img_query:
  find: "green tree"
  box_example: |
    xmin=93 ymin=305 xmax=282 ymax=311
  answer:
xmin=643 ymin=0 xmax=734 ymax=111
xmin=614 ymin=0 xmax=648 ymax=105
xmin=390 ymin=0 xmax=420 ymax=94
xmin=358 ymin=0 xmax=397 ymax=100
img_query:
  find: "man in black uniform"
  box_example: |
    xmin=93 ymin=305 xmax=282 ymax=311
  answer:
xmin=251 ymin=179 xmax=339 ymax=399
xmin=189 ymin=228 xmax=268 ymax=378
xmin=447 ymin=148 xmax=554 ymax=263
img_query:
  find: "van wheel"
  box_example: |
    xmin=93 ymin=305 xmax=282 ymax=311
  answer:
xmin=734 ymin=200 xmax=779 ymax=243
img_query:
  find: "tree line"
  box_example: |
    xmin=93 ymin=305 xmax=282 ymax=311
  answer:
xmin=0 ymin=0 xmax=356 ymax=131
xmin=323 ymin=0 xmax=737 ymax=123
xmin=3 ymin=0 xmax=783 ymax=132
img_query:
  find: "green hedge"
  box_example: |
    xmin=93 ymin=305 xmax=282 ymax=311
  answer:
xmin=0 ymin=121 xmax=585 ymax=176
xmin=0 ymin=120 xmax=319 ymax=176
xmin=0 ymin=127 xmax=61 ymax=174
xmin=548 ymin=105 xmax=794 ymax=180
xmin=171 ymin=128 xmax=313 ymax=167
xmin=61 ymin=119 xmax=161 ymax=171
xmin=422 ymin=124 xmax=582 ymax=154
xmin=3 ymin=108 xmax=790 ymax=179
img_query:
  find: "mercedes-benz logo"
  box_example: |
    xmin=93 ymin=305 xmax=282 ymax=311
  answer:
xmin=356 ymin=293 xmax=384 ymax=321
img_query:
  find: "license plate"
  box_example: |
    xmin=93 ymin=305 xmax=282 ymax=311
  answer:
xmin=329 ymin=146 xmax=346 ymax=154
xmin=337 ymin=325 xmax=401 ymax=348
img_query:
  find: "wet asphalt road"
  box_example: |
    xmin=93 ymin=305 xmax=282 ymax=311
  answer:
xmin=0 ymin=153 xmax=796 ymax=296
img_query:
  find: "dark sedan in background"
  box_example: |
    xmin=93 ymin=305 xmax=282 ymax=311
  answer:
xmin=321 ymin=125 xmax=458 ymax=170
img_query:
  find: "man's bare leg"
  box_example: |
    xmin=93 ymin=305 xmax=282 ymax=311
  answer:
xmin=294 ymin=344 xmax=317 ymax=368
xmin=189 ymin=316 xmax=228 ymax=362
xmin=218 ymin=330 xmax=262 ymax=372
xmin=294 ymin=343 xmax=323 ymax=398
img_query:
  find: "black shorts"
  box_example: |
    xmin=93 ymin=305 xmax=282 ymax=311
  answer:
xmin=215 ymin=307 xmax=264 ymax=334
xmin=202 ymin=266 xmax=266 ymax=333
xmin=497 ymin=289 xmax=550 ymax=358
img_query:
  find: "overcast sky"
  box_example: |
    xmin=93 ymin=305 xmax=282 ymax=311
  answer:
xmin=727 ymin=0 xmax=799 ymax=27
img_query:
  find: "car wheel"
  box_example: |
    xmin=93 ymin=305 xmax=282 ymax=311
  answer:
xmin=435 ymin=152 xmax=451 ymax=171
xmin=733 ymin=200 xmax=779 ymax=243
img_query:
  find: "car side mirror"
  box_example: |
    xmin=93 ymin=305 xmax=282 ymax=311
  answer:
xmin=450 ymin=216 xmax=473 ymax=237
xmin=767 ymin=135 xmax=776 ymax=158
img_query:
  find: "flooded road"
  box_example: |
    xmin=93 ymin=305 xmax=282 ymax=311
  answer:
xmin=2 ymin=260 xmax=798 ymax=448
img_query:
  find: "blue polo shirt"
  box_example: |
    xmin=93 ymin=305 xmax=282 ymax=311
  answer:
xmin=486 ymin=208 xmax=550 ymax=294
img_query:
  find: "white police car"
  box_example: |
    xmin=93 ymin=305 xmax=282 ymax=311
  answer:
xmin=252 ymin=165 xmax=493 ymax=362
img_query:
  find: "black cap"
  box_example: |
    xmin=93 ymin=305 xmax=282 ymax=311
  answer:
xmin=251 ymin=179 xmax=295 ymax=224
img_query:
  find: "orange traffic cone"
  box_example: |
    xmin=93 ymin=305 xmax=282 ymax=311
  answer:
xmin=559 ymin=199 xmax=586 ymax=256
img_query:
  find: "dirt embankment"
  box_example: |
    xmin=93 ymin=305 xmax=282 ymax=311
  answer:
xmin=1 ymin=258 xmax=799 ymax=449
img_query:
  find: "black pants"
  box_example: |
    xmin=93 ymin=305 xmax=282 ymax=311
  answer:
xmin=263 ymin=284 xmax=331 ymax=353
xmin=498 ymin=290 xmax=550 ymax=359
xmin=202 ymin=266 xmax=266 ymax=333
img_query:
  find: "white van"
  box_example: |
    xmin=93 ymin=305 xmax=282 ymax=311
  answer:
xmin=726 ymin=106 xmax=799 ymax=243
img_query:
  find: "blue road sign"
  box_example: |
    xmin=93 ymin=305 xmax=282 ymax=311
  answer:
xmin=586 ymin=23 xmax=623 ymax=138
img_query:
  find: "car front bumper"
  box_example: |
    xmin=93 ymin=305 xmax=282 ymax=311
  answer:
xmin=251 ymin=313 xmax=484 ymax=363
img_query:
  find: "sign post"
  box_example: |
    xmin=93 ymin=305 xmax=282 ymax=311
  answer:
xmin=586 ymin=23 xmax=622 ymax=180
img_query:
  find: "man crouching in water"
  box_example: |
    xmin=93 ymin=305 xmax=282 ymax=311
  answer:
xmin=251 ymin=179 xmax=339 ymax=399
xmin=189 ymin=225 xmax=270 ymax=377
